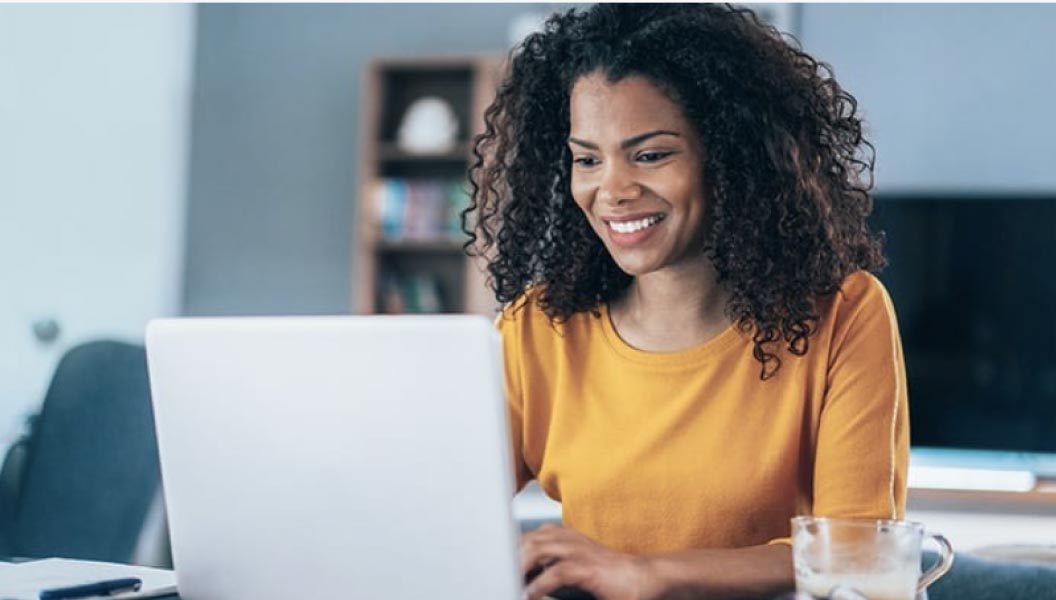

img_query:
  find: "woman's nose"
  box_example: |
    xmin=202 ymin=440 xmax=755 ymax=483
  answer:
xmin=597 ymin=163 xmax=643 ymax=206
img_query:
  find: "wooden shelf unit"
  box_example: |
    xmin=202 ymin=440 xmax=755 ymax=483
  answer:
xmin=376 ymin=142 xmax=473 ymax=163
xmin=354 ymin=56 xmax=503 ymax=316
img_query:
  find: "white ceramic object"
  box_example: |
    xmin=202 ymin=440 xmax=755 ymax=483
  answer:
xmin=397 ymin=95 xmax=459 ymax=154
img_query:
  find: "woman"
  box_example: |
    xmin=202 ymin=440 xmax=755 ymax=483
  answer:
xmin=464 ymin=4 xmax=908 ymax=599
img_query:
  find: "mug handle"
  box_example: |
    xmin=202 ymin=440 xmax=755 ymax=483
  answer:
xmin=917 ymin=532 xmax=955 ymax=593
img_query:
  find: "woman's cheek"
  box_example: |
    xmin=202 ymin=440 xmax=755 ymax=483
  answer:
xmin=569 ymin=184 xmax=593 ymax=213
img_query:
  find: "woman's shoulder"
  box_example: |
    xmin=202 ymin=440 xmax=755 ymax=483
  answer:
xmin=493 ymin=284 xmax=598 ymax=342
xmin=817 ymin=269 xmax=899 ymax=339
xmin=833 ymin=269 xmax=888 ymax=302
xmin=493 ymin=285 xmax=547 ymax=330
xmin=833 ymin=270 xmax=892 ymax=310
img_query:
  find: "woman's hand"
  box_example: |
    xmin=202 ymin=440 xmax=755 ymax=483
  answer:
xmin=520 ymin=524 xmax=660 ymax=600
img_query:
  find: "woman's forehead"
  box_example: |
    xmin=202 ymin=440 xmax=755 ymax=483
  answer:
xmin=569 ymin=73 xmax=689 ymax=138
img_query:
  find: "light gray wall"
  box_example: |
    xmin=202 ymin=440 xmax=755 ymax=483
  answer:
xmin=799 ymin=4 xmax=1056 ymax=193
xmin=0 ymin=4 xmax=194 ymax=451
xmin=182 ymin=4 xmax=1056 ymax=316
xmin=182 ymin=4 xmax=548 ymax=316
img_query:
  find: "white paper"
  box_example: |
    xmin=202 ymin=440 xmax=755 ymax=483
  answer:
xmin=0 ymin=558 xmax=177 ymax=599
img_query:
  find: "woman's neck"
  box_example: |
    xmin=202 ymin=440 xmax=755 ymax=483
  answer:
xmin=609 ymin=257 xmax=732 ymax=352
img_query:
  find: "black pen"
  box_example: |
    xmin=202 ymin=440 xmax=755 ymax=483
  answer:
xmin=39 ymin=577 xmax=142 ymax=599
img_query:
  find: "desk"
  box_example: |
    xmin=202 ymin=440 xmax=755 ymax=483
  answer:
xmin=142 ymin=554 xmax=1056 ymax=600
xmin=10 ymin=548 xmax=1056 ymax=600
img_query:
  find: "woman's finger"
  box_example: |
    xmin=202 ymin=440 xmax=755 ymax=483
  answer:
xmin=520 ymin=535 xmax=575 ymax=574
xmin=523 ymin=560 xmax=588 ymax=600
xmin=523 ymin=524 xmax=596 ymax=549
xmin=522 ymin=523 xmax=572 ymax=545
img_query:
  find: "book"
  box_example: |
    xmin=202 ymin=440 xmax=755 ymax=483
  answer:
xmin=373 ymin=179 xmax=470 ymax=241
xmin=0 ymin=558 xmax=177 ymax=599
xmin=379 ymin=271 xmax=445 ymax=314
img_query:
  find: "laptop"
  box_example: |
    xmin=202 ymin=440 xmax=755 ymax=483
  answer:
xmin=145 ymin=315 xmax=522 ymax=600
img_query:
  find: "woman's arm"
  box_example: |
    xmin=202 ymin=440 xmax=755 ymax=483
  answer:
xmin=811 ymin=274 xmax=909 ymax=520
xmin=521 ymin=524 xmax=793 ymax=600
xmin=643 ymin=543 xmax=792 ymax=600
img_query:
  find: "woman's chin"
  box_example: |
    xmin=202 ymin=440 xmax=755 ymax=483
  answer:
xmin=610 ymin=253 xmax=663 ymax=277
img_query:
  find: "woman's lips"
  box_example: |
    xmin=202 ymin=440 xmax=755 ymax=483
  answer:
xmin=603 ymin=213 xmax=666 ymax=248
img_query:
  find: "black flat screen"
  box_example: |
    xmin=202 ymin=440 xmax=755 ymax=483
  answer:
xmin=868 ymin=195 xmax=1056 ymax=454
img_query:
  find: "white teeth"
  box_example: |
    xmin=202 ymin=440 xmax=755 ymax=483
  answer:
xmin=607 ymin=214 xmax=664 ymax=234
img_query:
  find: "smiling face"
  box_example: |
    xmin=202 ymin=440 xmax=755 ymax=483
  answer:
xmin=568 ymin=72 xmax=709 ymax=277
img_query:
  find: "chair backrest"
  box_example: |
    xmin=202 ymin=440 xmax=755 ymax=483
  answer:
xmin=926 ymin=551 xmax=1056 ymax=600
xmin=1 ymin=340 xmax=161 ymax=562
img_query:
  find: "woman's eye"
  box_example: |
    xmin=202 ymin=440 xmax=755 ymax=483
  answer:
xmin=573 ymin=156 xmax=600 ymax=167
xmin=637 ymin=151 xmax=672 ymax=163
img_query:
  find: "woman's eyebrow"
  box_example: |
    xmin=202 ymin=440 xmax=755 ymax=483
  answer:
xmin=568 ymin=129 xmax=681 ymax=150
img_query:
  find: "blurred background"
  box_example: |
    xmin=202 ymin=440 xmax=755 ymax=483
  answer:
xmin=1 ymin=1 xmax=1055 ymax=569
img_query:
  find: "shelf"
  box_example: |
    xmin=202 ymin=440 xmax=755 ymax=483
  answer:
xmin=376 ymin=238 xmax=467 ymax=253
xmin=377 ymin=142 xmax=471 ymax=163
xmin=355 ymin=55 xmax=503 ymax=316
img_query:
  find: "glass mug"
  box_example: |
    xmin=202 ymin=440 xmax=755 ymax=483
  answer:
xmin=791 ymin=516 xmax=955 ymax=600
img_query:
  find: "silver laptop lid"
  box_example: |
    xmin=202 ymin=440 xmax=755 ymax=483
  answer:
xmin=146 ymin=315 xmax=520 ymax=600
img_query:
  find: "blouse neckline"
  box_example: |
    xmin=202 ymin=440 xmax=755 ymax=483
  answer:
xmin=598 ymin=301 xmax=746 ymax=367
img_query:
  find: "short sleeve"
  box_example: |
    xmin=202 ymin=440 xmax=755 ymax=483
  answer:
xmin=495 ymin=307 xmax=534 ymax=494
xmin=813 ymin=273 xmax=909 ymax=520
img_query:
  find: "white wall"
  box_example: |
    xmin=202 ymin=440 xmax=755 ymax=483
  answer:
xmin=0 ymin=5 xmax=195 ymax=450
xmin=800 ymin=4 xmax=1056 ymax=193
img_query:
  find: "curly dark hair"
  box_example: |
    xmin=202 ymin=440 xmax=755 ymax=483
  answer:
xmin=463 ymin=3 xmax=886 ymax=379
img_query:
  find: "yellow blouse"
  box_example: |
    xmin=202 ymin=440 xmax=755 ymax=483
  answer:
xmin=497 ymin=270 xmax=908 ymax=553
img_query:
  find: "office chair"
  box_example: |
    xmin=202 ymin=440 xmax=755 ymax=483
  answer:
xmin=0 ymin=340 xmax=166 ymax=564
xmin=927 ymin=551 xmax=1056 ymax=600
